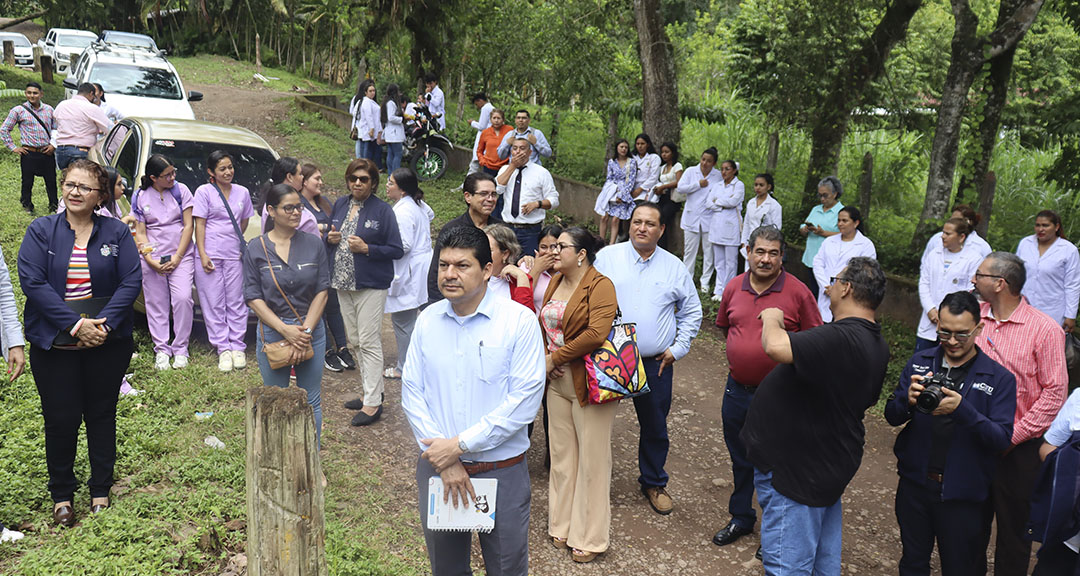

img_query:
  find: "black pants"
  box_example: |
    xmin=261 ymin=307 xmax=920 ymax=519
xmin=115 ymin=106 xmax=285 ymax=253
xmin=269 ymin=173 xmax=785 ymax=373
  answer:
xmin=20 ymin=150 xmax=57 ymax=210
xmin=977 ymin=438 xmax=1043 ymax=576
xmin=30 ymin=338 xmax=134 ymax=502
xmin=896 ymin=477 xmax=986 ymax=576
xmin=1033 ymin=541 xmax=1080 ymax=576
xmin=656 ymin=194 xmax=681 ymax=251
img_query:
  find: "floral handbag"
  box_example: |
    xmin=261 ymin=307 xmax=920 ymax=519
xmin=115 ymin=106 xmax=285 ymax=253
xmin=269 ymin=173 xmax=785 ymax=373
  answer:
xmin=584 ymin=310 xmax=650 ymax=404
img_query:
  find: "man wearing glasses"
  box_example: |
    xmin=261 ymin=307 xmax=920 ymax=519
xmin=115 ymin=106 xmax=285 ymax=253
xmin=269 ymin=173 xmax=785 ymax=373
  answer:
xmin=885 ymin=290 xmax=1016 ymax=574
xmin=740 ymin=257 xmax=890 ymax=574
xmin=427 ymin=172 xmax=501 ymax=304
xmin=970 ymin=252 xmax=1067 ymax=576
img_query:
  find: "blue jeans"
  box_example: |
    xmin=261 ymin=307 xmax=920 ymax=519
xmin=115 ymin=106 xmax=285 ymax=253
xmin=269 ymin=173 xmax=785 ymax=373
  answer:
xmin=634 ymin=356 xmax=673 ymax=488
xmin=256 ymin=319 xmax=326 ymax=448
xmin=322 ymin=289 xmax=347 ymax=351
xmin=511 ymin=226 xmax=540 ymax=259
xmin=914 ymin=337 xmax=937 ymax=352
xmin=721 ymin=376 xmax=757 ymax=529
xmin=55 ymin=145 xmax=88 ymax=170
xmin=354 ymin=139 xmax=363 ymax=159
xmin=754 ymin=469 xmax=842 ymax=575
xmin=386 ymin=142 xmax=403 ymax=173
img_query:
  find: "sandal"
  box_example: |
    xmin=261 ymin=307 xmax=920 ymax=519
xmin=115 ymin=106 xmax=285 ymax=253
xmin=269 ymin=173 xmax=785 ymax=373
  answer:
xmin=551 ymin=536 xmax=568 ymax=549
xmin=383 ymin=367 xmax=402 ymax=379
xmin=571 ymin=548 xmax=598 ymax=563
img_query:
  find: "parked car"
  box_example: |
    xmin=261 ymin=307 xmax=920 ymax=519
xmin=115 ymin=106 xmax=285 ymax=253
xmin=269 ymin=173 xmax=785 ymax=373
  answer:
xmin=0 ymin=32 xmax=34 ymax=70
xmin=99 ymin=31 xmax=159 ymax=52
xmin=62 ymin=41 xmax=201 ymax=120
xmin=37 ymin=28 xmax=97 ymax=74
xmin=89 ymin=117 xmax=279 ymax=317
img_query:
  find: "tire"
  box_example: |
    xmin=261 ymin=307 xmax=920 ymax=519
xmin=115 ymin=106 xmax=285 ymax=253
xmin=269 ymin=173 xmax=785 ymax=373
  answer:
xmin=411 ymin=145 xmax=447 ymax=181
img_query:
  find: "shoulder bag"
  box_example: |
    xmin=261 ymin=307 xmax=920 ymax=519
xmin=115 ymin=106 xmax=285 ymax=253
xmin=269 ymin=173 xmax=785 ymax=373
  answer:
xmin=259 ymin=235 xmax=315 ymax=370
xmin=211 ymin=182 xmax=246 ymax=256
xmin=584 ymin=309 xmax=650 ymax=404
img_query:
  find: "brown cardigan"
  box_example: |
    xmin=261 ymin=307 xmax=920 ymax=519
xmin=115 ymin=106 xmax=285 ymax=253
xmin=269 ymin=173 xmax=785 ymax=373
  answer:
xmin=541 ymin=265 xmax=618 ymax=406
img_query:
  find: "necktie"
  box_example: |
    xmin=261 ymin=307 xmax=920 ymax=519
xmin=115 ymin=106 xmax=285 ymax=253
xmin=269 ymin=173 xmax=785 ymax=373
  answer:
xmin=511 ymin=165 xmax=526 ymax=218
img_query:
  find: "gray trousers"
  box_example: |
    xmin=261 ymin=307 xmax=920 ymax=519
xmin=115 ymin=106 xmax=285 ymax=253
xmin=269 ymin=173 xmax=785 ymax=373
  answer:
xmin=415 ymin=454 xmax=531 ymax=576
xmin=391 ymin=308 xmax=418 ymax=371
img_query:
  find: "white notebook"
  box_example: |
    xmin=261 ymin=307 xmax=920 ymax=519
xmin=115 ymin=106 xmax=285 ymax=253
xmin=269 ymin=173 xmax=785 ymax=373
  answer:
xmin=426 ymin=477 xmax=498 ymax=533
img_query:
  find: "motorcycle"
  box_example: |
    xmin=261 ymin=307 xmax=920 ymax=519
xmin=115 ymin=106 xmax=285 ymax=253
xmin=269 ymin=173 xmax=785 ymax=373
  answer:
xmin=403 ymin=106 xmax=452 ymax=181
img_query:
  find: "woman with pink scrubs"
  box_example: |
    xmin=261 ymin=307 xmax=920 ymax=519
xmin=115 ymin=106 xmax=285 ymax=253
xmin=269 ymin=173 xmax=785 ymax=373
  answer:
xmin=259 ymin=157 xmax=319 ymax=236
xmin=132 ymin=154 xmax=195 ymax=371
xmin=193 ymin=150 xmax=254 ymax=372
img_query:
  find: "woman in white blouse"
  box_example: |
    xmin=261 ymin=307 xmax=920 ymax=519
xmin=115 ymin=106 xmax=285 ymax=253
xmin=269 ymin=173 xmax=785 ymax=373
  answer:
xmin=631 ymin=133 xmax=661 ymax=203
xmin=383 ymin=168 xmax=433 ymax=379
xmin=705 ymin=159 xmax=744 ymax=300
xmin=653 ymin=142 xmax=684 ymax=250
xmin=675 ymin=148 xmax=721 ymax=291
xmin=921 ymin=203 xmax=992 ymax=262
xmin=740 ymin=172 xmax=782 ymax=269
xmin=917 ymin=218 xmax=983 ymax=350
xmin=813 ymin=206 xmax=877 ymax=321
xmin=381 ymin=83 xmax=406 ymax=172
xmin=1016 ymin=209 xmax=1080 ymax=331
xmin=349 ymin=79 xmax=383 ymax=164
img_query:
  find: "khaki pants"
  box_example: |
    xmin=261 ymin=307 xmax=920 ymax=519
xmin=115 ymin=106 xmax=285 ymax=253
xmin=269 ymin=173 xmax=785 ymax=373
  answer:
xmin=337 ymin=288 xmax=387 ymax=406
xmin=547 ymin=370 xmax=619 ymax=554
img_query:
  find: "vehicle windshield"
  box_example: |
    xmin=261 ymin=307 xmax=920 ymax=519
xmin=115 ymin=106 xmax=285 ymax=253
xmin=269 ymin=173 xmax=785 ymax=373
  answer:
xmin=88 ymin=62 xmax=183 ymax=100
xmin=0 ymin=35 xmax=31 ymax=48
xmin=150 ymin=139 xmax=277 ymax=206
xmin=105 ymin=33 xmax=156 ymax=49
xmin=57 ymin=35 xmax=94 ymax=49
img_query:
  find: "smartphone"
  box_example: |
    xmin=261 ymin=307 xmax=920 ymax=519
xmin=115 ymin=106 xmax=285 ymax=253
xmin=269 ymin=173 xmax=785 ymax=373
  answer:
xmin=159 ymin=255 xmax=172 ymax=265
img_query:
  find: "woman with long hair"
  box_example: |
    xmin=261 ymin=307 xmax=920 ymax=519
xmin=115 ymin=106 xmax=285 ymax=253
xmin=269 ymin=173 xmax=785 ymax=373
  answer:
xmin=193 ymin=150 xmax=255 ymax=371
xmin=740 ymin=173 xmax=782 ymax=269
xmin=381 ymin=83 xmax=406 ymax=172
xmin=260 ymin=157 xmax=319 ymax=236
xmin=631 ymin=133 xmax=661 ymax=203
xmin=812 ymin=206 xmax=876 ymax=322
xmin=132 ymin=154 xmax=196 ymax=370
xmin=653 ymin=142 xmax=684 ymax=250
xmin=1016 ymin=209 xmax=1080 ymax=331
xmin=349 ymin=79 xmax=382 ymax=164
xmin=384 ymin=167 xmax=433 ymax=379
xmin=594 ymin=138 xmax=637 ymax=245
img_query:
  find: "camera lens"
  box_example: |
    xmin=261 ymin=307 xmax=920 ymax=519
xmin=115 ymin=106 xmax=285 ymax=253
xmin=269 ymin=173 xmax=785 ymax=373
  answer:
xmin=916 ymin=384 xmax=944 ymax=414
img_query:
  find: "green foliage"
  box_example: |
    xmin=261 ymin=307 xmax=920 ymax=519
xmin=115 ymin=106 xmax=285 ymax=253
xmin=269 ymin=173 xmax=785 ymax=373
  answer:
xmin=875 ymin=315 xmax=918 ymax=413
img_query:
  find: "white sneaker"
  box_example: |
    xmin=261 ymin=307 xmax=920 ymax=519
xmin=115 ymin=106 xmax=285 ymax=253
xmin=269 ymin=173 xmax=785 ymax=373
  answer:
xmin=154 ymin=352 xmax=171 ymax=371
xmin=711 ymin=294 xmax=723 ymax=302
xmin=0 ymin=526 xmax=24 ymax=543
xmin=172 ymin=355 xmax=189 ymax=369
xmin=231 ymin=350 xmax=247 ymax=369
xmin=218 ymin=352 xmax=233 ymax=372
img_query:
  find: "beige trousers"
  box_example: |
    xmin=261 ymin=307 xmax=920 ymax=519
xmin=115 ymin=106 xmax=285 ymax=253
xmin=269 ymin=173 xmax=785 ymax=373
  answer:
xmin=547 ymin=370 xmax=619 ymax=554
xmin=337 ymin=288 xmax=387 ymax=406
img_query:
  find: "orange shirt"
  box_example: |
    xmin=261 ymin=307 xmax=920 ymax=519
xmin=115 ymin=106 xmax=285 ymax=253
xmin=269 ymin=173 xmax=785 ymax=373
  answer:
xmin=477 ymin=125 xmax=513 ymax=169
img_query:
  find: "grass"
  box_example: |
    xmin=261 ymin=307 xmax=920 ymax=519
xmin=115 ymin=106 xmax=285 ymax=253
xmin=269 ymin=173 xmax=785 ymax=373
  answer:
xmin=170 ymin=55 xmax=350 ymax=98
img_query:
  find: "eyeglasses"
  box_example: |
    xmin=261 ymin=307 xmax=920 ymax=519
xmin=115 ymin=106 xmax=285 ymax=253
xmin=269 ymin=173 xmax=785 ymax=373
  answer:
xmin=155 ymin=171 xmax=176 ymax=180
xmin=829 ymin=276 xmax=850 ymax=285
xmin=467 ymin=191 xmax=499 ymax=199
xmin=937 ymin=328 xmax=979 ymax=343
xmin=274 ymin=203 xmax=304 ymax=214
xmin=556 ymin=243 xmax=578 ymax=252
xmin=61 ymin=181 xmax=101 ymax=195
xmin=974 ymin=272 xmax=1008 ymax=284
xmin=347 ymin=174 xmax=372 ymax=184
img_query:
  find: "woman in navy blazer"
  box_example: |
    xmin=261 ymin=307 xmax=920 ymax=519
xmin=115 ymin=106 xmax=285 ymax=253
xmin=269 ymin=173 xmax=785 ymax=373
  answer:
xmin=18 ymin=159 xmax=142 ymax=527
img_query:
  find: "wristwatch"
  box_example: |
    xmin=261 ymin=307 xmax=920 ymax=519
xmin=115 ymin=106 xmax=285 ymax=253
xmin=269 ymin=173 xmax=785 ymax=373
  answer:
xmin=458 ymin=439 xmax=468 ymax=453
xmin=303 ymin=326 xmax=312 ymax=335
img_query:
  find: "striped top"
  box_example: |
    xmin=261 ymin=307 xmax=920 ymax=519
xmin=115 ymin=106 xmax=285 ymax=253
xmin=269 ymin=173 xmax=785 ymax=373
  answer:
xmin=65 ymin=244 xmax=92 ymax=301
xmin=975 ymin=299 xmax=1068 ymax=445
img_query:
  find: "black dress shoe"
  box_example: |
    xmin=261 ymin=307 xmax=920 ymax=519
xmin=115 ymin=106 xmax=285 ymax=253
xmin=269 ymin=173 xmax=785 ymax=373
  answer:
xmin=712 ymin=521 xmax=752 ymax=546
xmin=350 ymin=405 xmax=382 ymax=426
xmin=756 ymin=545 xmax=763 ymax=560
xmin=343 ymin=397 xmax=364 ymax=410
xmin=90 ymin=500 xmax=110 ymax=514
xmin=53 ymin=504 xmax=75 ymax=527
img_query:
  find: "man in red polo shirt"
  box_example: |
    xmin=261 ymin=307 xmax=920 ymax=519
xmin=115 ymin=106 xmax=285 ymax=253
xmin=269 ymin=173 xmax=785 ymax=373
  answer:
xmin=712 ymin=225 xmax=822 ymax=553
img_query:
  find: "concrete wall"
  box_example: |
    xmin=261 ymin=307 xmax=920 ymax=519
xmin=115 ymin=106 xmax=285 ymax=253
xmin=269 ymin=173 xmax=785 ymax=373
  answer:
xmin=294 ymin=94 xmax=924 ymax=329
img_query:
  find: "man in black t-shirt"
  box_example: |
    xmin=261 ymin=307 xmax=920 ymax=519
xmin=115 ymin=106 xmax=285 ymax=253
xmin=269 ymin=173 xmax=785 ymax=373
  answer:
xmin=741 ymin=256 xmax=890 ymax=575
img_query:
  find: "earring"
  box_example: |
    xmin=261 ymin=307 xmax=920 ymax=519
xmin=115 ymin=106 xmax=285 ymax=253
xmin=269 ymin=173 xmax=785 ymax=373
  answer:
xmin=577 ymin=259 xmax=583 ymax=267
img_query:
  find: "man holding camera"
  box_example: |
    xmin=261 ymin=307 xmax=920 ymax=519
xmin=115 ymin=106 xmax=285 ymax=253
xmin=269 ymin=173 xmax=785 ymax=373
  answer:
xmin=885 ymin=291 xmax=1017 ymax=575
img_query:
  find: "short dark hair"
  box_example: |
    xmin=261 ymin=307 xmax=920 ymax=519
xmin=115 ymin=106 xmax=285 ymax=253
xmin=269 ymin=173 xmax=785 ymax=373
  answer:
xmin=748 ymin=225 xmax=786 ymax=253
xmin=841 ymin=257 xmax=886 ymax=310
xmin=562 ymin=226 xmax=605 ymax=265
xmin=437 ymin=225 xmax=492 ymax=267
xmin=539 ymin=224 xmax=564 ymax=242
xmin=423 ymin=73 xmax=438 ymax=84
xmin=939 ymin=291 xmax=980 ymax=323
xmin=463 ymin=172 xmax=495 ymax=196
xmin=984 ymin=252 xmax=1026 ymax=295
xmin=631 ymin=202 xmax=662 ymax=222
xmin=207 ymin=149 xmax=233 ymax=174
xmin=62 ymin=159 xmax=109 ymax=207
xmin=263 ymin=183 xmax=299 ymax=233
xmin=25 ymin=81 xmax=42 ymax=91
xmin=702 ymin=147 xmax=719 ymax=163
xmin=515 ymin=109 xmax=530 ymax=119
xmin=345 ymin=157 xmax=379 ymax=188
xmin=77 ymin=82 xmax=97 ymax=96
xmin=472 ymin=92 xmax=488 ymax=103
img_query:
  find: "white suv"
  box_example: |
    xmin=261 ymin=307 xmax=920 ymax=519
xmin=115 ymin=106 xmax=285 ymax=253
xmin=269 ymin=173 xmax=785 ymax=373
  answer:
xmin=63 ymin=42 xmax=202 ymax=120
xmin=38 ymin=28 xmax=97 ymax=74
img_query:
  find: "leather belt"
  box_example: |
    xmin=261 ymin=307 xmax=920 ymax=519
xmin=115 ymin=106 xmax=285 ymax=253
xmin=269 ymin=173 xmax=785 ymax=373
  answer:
xmin=507 ymin=222 xmax=540 ymax=229
xmin=58 ymin=144 xmax=90 ymax=151
xmin=461 ymin=453 xmax=525 ymax=475
xmin=24 ymin=145 xmax=51 ymax=153
xmin=927 ymin=471 xmax=943 ymax=483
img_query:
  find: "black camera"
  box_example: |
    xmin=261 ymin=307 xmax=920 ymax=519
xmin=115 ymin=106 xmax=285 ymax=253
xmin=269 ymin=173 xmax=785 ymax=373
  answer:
xmin=915 ymin=372 xmax=961 ymax=414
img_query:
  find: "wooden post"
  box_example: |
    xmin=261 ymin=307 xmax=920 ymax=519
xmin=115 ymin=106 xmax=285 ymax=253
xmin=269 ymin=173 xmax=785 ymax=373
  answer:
xmin=255 ymin=33 xmax=262 ymax=75
xmin=975 ymin=171 xmax=996 ymax=239
xmin=858 ymin=151 xmax=873 ymax=235
xmin=69 ymin=52 xmax=79 ymax=74
xmin=246 ymin=386 xmax=326 ymax=576
xmin=2 ymin=41 xmax=14 ymax=67
xmin=40 ymin=55 xmax=53 ymax=84
xmin=32 ymin=46 xmax=42 ymax=72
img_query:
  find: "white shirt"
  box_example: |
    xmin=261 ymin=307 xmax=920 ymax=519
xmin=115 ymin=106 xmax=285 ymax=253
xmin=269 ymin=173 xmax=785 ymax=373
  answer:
xmin=401 ymin=289 xmax=546 ymax=461
xmin=382 ymin=100 xmax=405 ymax=143
xmin=661 ymin=162 xmax=684 ymax=201
xmin=705 ymin=178 xmax=744 ymax=246
xmin=813 ymin=231 xmax=877 ymax=322
xmin=487 ymin=275 xmax=512 ymax=301
xmin=676 ymin=164 xmax=723 ymax=232
xmin=470 ymin=102 xmax=493 ymax=132
xmin=634 ymin=153 xmax=661 ymax=202
xmin=497 ymin=127 xmax=553 ymax=165
xmin=386 ymin=196 xmax=433 ymax=313
xmin=1017 ymin=235 xmax=1080 ymax=325
xmin=495 ymin=162 xmax=560 ymax=225
xmin=741 ymin=194 xmax=783 ymax=247
xmin=923 ymin=229 xmax=993 ymax=262
xmin=917 ymin=238 xmax=983 ymax=340
xmin=427 ymin=85 xmax=446 ymax=129
xmin=100 ymin=101 xmax=124 ymax=123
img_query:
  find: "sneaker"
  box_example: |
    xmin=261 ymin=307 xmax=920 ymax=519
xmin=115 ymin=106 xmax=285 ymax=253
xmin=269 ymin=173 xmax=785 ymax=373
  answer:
xmin=324 ymin=352 xmax=345 ymax=373
xmin=0 ymin=526 xmax=24 ymax=543
xmin=642 ymin=485 xmax=674 ymax=515
xmin=154 ymin=352 xmax=171 ymax=371
xmin=218 ymin=352 xmax=233 ymax=372
xmin=172 ymin=355 xmax=188 ymax=369
xmin=337 ymin=348 xmax=357 ymax=370
xmin=231 ymin=350 xmax=246 ymax=369
xmin=119 ymin=377 xmax=141 ymax=397
xmin=711 ymin=294 xmax=723 ymax=302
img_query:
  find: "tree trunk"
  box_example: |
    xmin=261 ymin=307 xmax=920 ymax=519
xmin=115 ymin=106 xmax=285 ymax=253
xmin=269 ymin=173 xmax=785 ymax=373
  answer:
xmin=3 ymin=41 xmax=14 ymax=67
xmin=976 ymin=170 xmax=996 ymax=238
xmin=456 ymin=65 xmax=467 ymax=131
xmin=799 ymin=121 xmax=848 ymax=215
xmin=246 ymin=386 xmax=326 ymax=576
xmin=910 ymin=0 xmax=1044 ymax=251
xmin=859 ymin=152 xmax=873 ymax=236
xmin=633 ymin=0 xmax=680 ymax=146
xmin=0 ymin=10 xmax=47 ymax=30
xmin=766 ymin=131 xmax=780 ymax=174
xmin=606 ymin=110 xmax=620 ymax=160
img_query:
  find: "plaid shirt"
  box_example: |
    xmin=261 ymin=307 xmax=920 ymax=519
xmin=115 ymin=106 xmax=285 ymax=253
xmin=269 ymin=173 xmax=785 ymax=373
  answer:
xmin=1 ymin=101 xmax=55 ymax=150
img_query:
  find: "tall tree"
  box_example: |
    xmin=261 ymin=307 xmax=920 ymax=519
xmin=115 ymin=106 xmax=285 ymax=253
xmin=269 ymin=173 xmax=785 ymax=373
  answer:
xmin=634 ymin=0 xmax=680 ymax=146
xmin=910 ymin=0 xmax=1044 ymax=250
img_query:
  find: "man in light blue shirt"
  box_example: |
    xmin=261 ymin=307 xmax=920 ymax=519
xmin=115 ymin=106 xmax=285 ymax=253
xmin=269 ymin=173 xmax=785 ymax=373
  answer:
xmin=401 ymin=225 xmax=545 ymax=576
xmin=497 ymin=109 xmax=552 ymax=165
xmin=594 ymin=202 xmax=702 ymax=515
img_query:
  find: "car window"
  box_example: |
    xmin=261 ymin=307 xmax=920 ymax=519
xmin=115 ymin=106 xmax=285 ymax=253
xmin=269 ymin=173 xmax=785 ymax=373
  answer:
xmin=115 ymin=136 xmax=139 ymax=187
xmin=104 ymin=124 xmax=130 ymax=163
xmin=57 ymin=35 xmax=93 ymax=49
xmin=87 ymin=62 xmax=183 ymax=100
xmin=105 ymin=33 xmax=156 ymax=50
xmin=151 ymin=140 xmax=277 ymax=204
xmin=0 ymin=35 xmax=31 ymax=48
